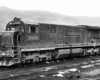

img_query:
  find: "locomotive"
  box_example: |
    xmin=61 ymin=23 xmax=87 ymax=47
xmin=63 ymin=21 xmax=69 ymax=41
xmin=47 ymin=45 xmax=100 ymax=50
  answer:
xmin=0 ymin=17 xmax=100 ymax=66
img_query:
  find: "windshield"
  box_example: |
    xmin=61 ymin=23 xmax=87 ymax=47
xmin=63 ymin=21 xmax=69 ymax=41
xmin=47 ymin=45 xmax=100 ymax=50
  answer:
xmin=7 ymin=25 xmax=20 ymax=31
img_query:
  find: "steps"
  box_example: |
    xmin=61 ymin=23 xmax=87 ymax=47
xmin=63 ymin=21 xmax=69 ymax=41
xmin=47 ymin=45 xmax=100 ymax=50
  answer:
xmin=13 ymin=47 xmax=21 ymax=63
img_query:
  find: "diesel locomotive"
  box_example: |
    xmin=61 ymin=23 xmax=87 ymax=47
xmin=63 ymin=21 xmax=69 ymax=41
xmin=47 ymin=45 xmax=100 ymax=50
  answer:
xmin=0 ymin=17 xmax=100 ymax=66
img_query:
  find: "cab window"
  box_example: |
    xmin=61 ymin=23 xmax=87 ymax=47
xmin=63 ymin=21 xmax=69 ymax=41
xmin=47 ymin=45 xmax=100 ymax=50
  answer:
xmin=11 ymin=27 xmax=16 ymax=31
xmin=6 ymin=26 xmax=20 ymax=31
xmin=29 ymin=26 xmax=39 ymax=33
xmin=31 ymin=27 xmax=36 ymax=33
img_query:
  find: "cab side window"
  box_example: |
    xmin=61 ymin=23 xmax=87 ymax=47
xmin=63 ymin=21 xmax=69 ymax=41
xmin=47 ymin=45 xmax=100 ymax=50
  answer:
xmin=30 ymin=27 xmax=36 ymax=33
xmin=29 ymin=26 xmax=39 ymax=33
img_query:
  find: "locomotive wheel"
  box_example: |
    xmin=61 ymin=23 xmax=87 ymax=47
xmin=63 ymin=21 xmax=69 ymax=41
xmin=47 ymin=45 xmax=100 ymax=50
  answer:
xmin=91 ymin=50 xmax=94 ymax=55
xmin=94 ymin=52 xmax=97 ymax=55
xmin=33 ymin=56 xmax=40 ymax=62
xmin=25 ymin=60 xmax=30 ymax=63
xmin=51 ymin=51 xmax=58 ymax=59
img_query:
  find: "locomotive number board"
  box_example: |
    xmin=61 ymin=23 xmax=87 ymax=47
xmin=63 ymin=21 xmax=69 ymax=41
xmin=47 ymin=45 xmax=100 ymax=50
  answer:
xmin=26 ymin=33 xmax=39 ymax=41
xmin=28 ymin=36 xmax=39 ymax=40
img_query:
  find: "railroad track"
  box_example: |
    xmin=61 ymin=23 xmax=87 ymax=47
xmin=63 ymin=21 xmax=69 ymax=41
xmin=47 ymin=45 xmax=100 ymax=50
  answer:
xmin=0 ymin=55 xmax=100 ymax=80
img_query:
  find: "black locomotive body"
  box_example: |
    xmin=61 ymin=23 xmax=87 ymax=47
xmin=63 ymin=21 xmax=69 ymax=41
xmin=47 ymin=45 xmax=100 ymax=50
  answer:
xmin=0 ymin=17 xmax=100 ymax=66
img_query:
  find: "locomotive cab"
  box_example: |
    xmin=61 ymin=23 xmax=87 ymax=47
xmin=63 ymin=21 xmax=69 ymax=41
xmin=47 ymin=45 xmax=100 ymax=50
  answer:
xmin=0 ymin=18 xmax=23 ymax=66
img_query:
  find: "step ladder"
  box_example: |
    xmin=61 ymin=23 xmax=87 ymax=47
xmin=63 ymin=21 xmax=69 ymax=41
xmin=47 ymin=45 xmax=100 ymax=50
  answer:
xmin=13 ymin=46 xmax=21 ymax=63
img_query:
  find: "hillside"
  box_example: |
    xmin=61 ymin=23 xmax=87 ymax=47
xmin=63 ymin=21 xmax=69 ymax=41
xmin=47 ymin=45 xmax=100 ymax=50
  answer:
xmin=0 ymin=7 xmax=100 ymax=31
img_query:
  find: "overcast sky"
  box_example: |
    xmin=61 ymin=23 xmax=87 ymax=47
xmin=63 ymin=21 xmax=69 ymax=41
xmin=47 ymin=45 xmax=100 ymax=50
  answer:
xmin=0 ymin=0 xmax=100 ymax=17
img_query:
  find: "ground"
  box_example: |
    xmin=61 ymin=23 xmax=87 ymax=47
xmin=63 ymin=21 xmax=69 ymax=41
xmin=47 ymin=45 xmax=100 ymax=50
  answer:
xmin=1 ymin=56 xmax=100 ymax=80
